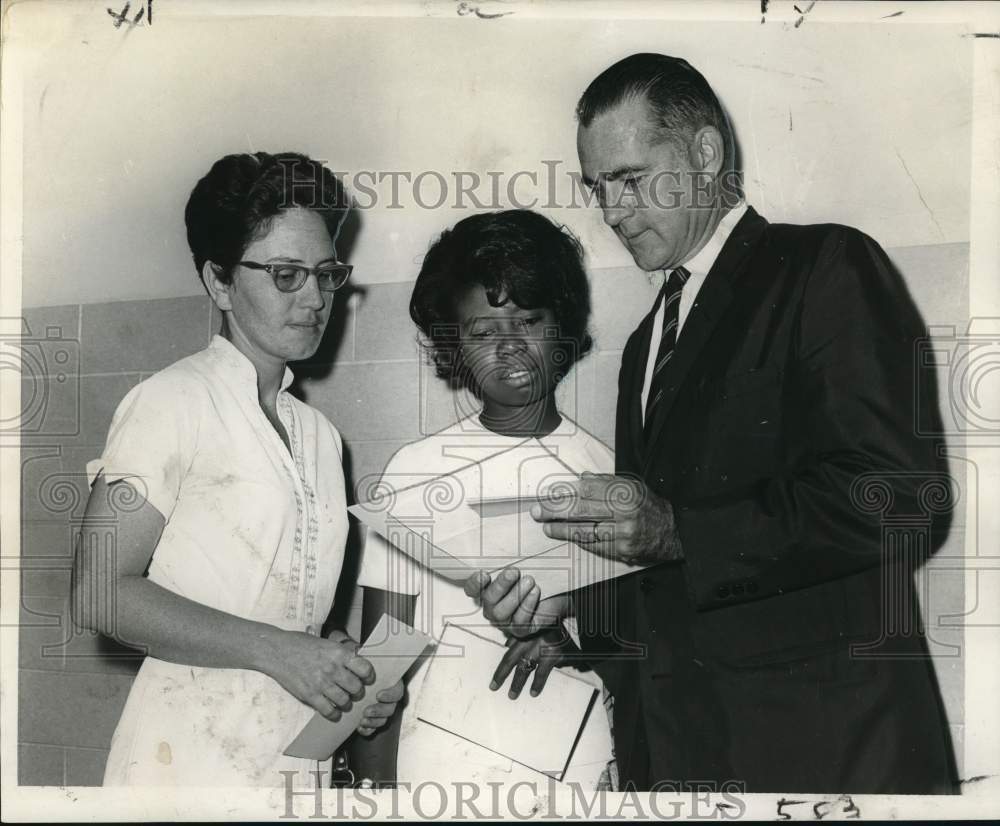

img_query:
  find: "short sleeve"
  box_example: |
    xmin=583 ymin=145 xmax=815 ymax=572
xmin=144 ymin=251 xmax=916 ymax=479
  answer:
xmin=86 ymin=373 xmax=200 ymax=521
xmin=355 ymin=440 xmax=446 ymax=597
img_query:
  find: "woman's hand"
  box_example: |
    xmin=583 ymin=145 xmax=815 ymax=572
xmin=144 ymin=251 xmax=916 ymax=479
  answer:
xmin=464 ymin=569 xmax=572 ymax=638
xmin=262 ymin=629 xmax=374 ymax=721
xmin=490 ymin=626 xmax=572 ymax=699
xmin=355 ymin=679 xmax=405 ymax=737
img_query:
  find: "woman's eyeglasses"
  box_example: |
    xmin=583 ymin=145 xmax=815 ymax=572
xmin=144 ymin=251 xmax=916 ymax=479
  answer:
xmin=239 ymin=261 xmax=352 ymax=293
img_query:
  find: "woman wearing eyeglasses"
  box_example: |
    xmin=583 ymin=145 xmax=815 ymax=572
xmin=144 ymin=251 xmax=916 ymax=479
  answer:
xmin=72 ymin=152 xmax=403 ymax=787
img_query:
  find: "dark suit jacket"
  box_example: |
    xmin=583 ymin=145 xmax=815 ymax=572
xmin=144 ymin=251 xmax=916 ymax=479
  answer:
xmin=576 ymin=207 xmax=957 ymax=793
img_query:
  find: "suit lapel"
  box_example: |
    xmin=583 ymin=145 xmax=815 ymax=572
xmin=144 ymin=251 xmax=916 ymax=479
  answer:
xmin=641 ymin=208 xmax=769 ymax=473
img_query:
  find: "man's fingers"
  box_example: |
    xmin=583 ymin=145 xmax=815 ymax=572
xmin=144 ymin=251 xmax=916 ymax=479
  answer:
xmin=532 ymin=474 xmax=620 ymax=523
xmin=582 ymin=472 xmax=631 ymax=495
xmin=533 ymin=500 xmax=611 ymax=523
xmin=464 ymin=569 xmax=491 ymax=599
xmin=541 ymin=520 xmax=607 ymax=543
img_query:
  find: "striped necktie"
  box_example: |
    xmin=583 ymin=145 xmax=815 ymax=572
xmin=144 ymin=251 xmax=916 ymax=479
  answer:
xmin=644 ymin=266 xmax=690 ymax=430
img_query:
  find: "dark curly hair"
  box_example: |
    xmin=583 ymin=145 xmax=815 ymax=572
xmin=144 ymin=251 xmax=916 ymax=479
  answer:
xmin=410 ymin=210 xmax=593 ymax=386
xmin=184 ymin=151 xmax=349 ymax=285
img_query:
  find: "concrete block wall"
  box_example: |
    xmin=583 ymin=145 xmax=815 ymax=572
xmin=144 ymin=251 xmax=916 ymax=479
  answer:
xmin=16 ymin=242 xmax=970 ymax=784
xmin=17 ymin=297 xmax=214 ymax=785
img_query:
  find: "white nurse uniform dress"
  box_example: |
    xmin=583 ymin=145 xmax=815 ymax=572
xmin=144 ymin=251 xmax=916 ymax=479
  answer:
xmin=89 ymin=335 xmax=348 ymax=787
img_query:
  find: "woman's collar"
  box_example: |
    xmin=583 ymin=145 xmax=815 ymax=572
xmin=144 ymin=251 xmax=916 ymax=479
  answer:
xmin=208 ymin=334 xmax=295 ymax=396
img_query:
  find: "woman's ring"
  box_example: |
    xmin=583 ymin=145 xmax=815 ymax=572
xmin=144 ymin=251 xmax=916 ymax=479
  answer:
xmin=518 ymin=656 xmax=539 ymax=673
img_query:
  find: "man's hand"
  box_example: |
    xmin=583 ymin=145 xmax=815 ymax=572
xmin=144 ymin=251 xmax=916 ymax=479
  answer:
xmin=464 ymin=569 xmax=571 ymax=638
xmin=531 ymin=472 xmax=683 ymax=565
xmin=490 ymin=626 xmax=573 ymax=699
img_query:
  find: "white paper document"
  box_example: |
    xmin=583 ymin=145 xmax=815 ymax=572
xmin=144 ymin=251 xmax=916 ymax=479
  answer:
xmin=348 ymin=440 xmax=644 ymax=596
xmin=283 ymin=615 xmax=433 ymax=760
xmin=415 ymin=624 xmax=598 ymax=778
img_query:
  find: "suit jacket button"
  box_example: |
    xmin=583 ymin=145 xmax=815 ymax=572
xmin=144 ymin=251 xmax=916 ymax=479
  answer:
xmin=716 ymin=585 xmax=730 ymax=599
xmin=640 ymin=577 xmax=653 ymax=593
xmin=732 ymin=583 xmax=744 ymax=596
xmin=747 ymin=582 xmax=759 ymax=594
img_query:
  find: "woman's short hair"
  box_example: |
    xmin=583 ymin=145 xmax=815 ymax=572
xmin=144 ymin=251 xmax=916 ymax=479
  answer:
xmin=410 ymin=209 xmax=594 ymax=384
xmin=185 ymin=151 xmax=349 ymax=284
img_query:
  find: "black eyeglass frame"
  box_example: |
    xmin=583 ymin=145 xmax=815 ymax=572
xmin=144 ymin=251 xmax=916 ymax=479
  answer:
xmin=238 ymin=260 xmax=353 ymax=293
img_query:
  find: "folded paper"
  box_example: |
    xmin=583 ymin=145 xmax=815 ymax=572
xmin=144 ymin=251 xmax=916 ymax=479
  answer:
xmin=348 ymin=440 xmax=644 ymax=597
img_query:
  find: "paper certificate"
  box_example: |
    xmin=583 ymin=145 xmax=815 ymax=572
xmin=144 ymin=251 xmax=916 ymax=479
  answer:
xmin=414 ymin=624 xmax=598 ymax=779
xmin=283 ymin=615 xmax=433 ymax=760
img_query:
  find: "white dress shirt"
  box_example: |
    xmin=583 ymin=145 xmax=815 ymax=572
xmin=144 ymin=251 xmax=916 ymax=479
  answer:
xmin=640 ymin=202 xmax=749 ymax=420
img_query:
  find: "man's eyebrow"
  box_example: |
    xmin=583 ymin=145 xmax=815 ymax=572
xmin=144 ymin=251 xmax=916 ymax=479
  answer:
xmin=582 ymin=164 xmax=649 ymax=187
xmin=609 ymin=164 xmax=648 ymax=180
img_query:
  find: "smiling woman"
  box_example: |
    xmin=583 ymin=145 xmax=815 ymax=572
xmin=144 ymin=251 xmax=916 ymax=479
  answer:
xmin=70 ymin=152 xmax=404 ymax=787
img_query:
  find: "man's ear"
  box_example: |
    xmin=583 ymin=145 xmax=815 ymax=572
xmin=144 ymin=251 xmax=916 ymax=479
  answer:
xmin=692 ymin=126 xmax=725 ymax=177
xmin=203 ymin=261 xmax=234 ymax=312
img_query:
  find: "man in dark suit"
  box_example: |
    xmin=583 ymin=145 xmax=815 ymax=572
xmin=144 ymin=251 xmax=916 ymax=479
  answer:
xmin=469 ymin=53 xmax=957 ymax=793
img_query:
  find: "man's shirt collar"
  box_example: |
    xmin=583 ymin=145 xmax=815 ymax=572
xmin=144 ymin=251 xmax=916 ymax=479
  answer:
xmin=679 ymin=201 xmax=749 ymax=279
